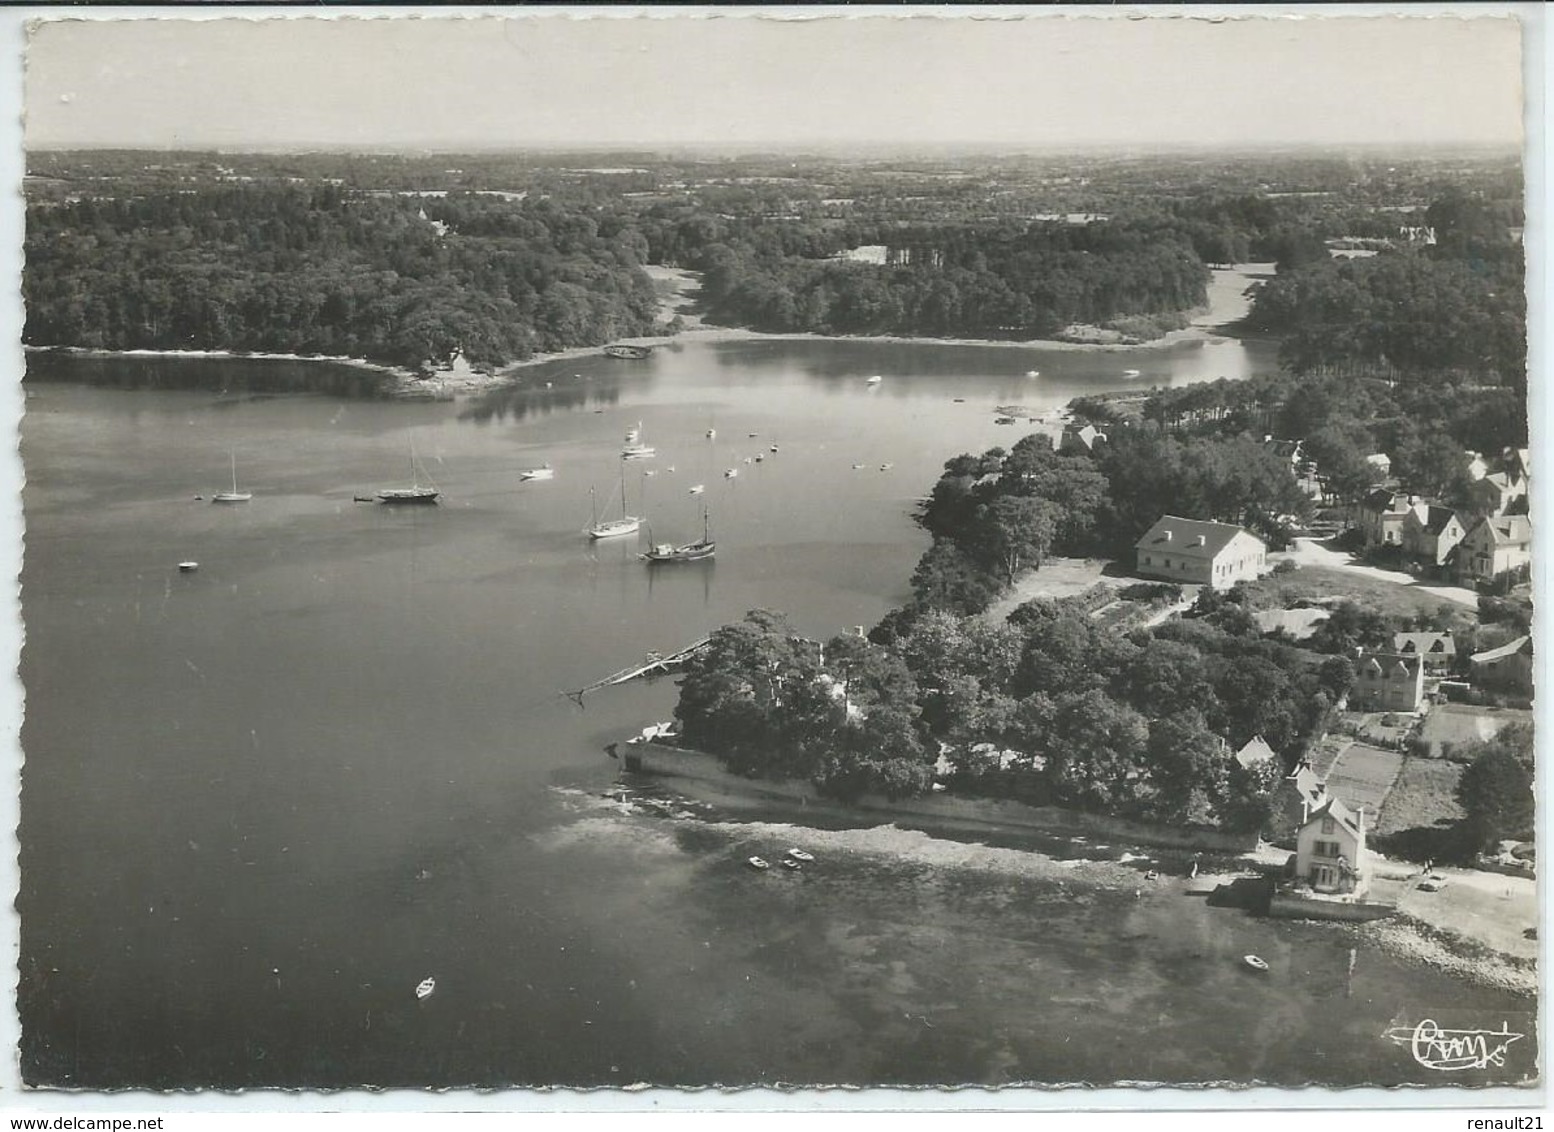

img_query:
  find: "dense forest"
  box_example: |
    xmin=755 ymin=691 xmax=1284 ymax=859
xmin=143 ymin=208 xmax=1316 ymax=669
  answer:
xmin=692 ymin=220 xmax=1210 ymax=339
xmin=24 ymin=186 xmax=661 ymax=368
xmin=1244 ymin=188 xmax=1526 ymax=387
xmin=672 ymin=592 xmax=1346 ymax=832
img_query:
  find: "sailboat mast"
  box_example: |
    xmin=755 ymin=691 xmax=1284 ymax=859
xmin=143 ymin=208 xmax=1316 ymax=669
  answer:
xmin=230 ymin=450 xmax=238 ymax=493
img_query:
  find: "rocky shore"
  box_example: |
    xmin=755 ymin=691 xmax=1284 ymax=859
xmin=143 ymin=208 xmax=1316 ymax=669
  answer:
xmin=1360 ymin=916 xmax=1538 ymax=997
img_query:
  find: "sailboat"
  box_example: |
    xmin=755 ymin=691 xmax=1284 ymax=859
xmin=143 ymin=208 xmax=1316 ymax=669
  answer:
xmin=212 ymin=451 xmax=252 ymax=504
xmin=377 ymin=444 xmax=440 ymax=504
xmin=640 ymin=507 xmax=715 ymax=563
xmin=588 ymin=472 xmax=641 ymax=540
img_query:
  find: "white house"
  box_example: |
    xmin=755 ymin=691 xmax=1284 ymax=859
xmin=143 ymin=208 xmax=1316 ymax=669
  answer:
xmin=1134 ymin=516 xmax=1266 ymax=590
xmin=1294 ymin=795 xmax=1368 ymax=896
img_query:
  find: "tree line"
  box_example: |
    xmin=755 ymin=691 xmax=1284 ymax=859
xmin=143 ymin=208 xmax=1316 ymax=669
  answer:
xmin=689 ymin=220 xmax=1210 ymax=339
xmin=24 ymin=186 xmax=662 ymax=369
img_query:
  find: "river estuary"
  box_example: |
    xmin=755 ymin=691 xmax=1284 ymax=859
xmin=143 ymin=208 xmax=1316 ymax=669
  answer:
xmin=16 ymin=331 xmax=1536 ymax=1089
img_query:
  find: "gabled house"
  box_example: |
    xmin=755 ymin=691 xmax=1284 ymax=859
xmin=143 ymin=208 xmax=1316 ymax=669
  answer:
xmin=1294 ymin=795 xmax=1368 ymax=896
xmin=1264 ymin=436 xmax=1304 ymax=469
xmin=1469 ymin=635 xmax=1533 ymax=698
xmin=1234 ymin=735 xmax=1279 ymax=771
xmin=1392 ymin=631 xmax=1456 ymax=672
xmin=1401 ymin=505 xmax=1467 ymax=567
xmin=1457 ymin=514 xmax=1532 ymax=587
xmin=1468 ymin=472 xmax=1527 ymax=518
xmin=1464 ymin=451 xmax=1490 ymax=481
xmin=1134 ymin=516 xmax=1266 ymax=590
xmin=1354 ymin=489 xmax=1418 ymax=548
xmin=1059 ymin=424 xmax=1108 ymax=454
xmin=1364 ymin=453 xmax=1392 ymax=480
xmin=1350 ymin=652 xmax=1425 ymax=713
xmin=1505 ymin=447 xmax=1531 ymax=484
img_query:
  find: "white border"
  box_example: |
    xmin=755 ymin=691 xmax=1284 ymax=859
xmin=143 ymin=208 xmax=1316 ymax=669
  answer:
xmin=0 ymin=3 xmax=1544 ymax=1117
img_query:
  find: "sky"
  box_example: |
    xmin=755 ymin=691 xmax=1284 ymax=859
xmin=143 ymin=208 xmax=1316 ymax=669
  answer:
xmin=23 ymin=7 xmax=1527 ymax=152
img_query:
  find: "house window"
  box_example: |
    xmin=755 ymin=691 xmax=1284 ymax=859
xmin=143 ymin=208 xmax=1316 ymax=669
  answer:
xmin=1321 ymin=817 xmax=1335 ymax=834
xmin=1313 ymin=839 xmax=1341 ymax=859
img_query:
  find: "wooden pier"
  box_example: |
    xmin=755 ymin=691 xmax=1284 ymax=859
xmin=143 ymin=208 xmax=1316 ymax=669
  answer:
xmin=565 ymin=637 xmax=710 ymax=705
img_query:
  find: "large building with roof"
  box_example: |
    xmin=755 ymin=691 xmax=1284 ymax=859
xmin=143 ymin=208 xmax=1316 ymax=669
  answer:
xmin=1350 ymin=652 xmax=1425 ymax=713
xmin=1133 ymin=516 xmax=1266 ymax=590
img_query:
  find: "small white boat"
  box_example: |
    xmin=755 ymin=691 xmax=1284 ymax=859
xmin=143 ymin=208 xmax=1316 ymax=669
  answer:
xmin=1243 ymin=955 xmax=1269 ymax=972
xmin=769 ymin=444 xmax=780 ymax=453
xmin=754 ymin=454 xmax=764 ymax=463
xmin=689 ymin=484 xmax=705 ymax=495
xmin=866 ymin=375 xmax=883 ymax=385
xmin=706 ymin=428 xmax=717 ymax=440
xmin=724 ymin=468 xmax=738 ymax=479
xmin=178 ymin=561 xmax=199 ymax=573
xmin=1123 ymin=368 xmax=1142 ymax=378
xmin=852 ymin=463 xmax=866 ymax=470
xmin=416 ymin=976 xmax=436 ymax=999
xmin=747 ymin=856 xmax=770 ymax=871
xmin=521 ymin=464 xmax=555 ymax=482
xmin=879 ymin=463 xmax=893 ymax=471
xmin=781 ymin=859 xmax=801 ymax=870
xmin=786 ymin=849 xmax=814 ymax=862
xmin=1025 ymin=370 xmax=1040 ymax=379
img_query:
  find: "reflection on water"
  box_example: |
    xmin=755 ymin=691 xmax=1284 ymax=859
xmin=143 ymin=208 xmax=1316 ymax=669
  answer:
xmin=16 ymin=339 xmax=1534 ymax=1089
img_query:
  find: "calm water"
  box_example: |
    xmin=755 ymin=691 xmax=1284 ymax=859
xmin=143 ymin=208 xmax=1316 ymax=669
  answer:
xmin=17 ymin=338 xmax=1536 ymax=1089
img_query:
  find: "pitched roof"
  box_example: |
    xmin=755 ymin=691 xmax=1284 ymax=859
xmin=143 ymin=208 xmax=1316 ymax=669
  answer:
xmin=1286 ymin=762 xmax=1326 ymax=809
xmin=1485 ymin=515 xmax=1533 ymax=545
xmin=1393 ymin=632 xmax=1456 ymax=658
xmin=1413 ymin=505 xmax=1462 ymax=536
xmin=1470 ymin=635 xmax=1532 ymax=666
xmin=1235 ymin=735 xmax=1278 ymax=770
xmin=1357 ymin=651 xmax=1422 ymax=680
xmin=1135 ymin=515 xmax=1259 ymax=558
xmin=1303 ymin=794 xmax=1363 ymax=840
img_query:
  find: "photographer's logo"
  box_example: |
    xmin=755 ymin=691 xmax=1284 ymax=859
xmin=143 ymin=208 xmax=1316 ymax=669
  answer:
xmin=1384 ymin=1019 xmax=1526 ymax=1072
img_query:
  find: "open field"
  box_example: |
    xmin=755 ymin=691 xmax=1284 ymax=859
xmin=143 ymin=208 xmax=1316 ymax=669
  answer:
xmin=1240 ymin=564 xmax=1471 ymax=621
xmin=1372 ymin=757 xmax=1466 ymax=838
xmin=979 ymin=557 xmax=1114 ymax=624
xmin=1324 ymin=742 xmax=1405 ymax=817
xmin=1417 ymin=703 xmax=1532 ymax=757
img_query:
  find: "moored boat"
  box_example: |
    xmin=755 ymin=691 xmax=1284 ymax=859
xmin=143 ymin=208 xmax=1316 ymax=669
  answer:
xmin=378 ymin=444 xmax=440 ymax=504
xmin=1243 ymin=955 xmax=1269 ymax=972
xmin=604 ymin=344 xmax=652 ymax=360
xmin=588 ymin=474 xmax=641 ymax=540
xmin=747 ymin=857 xmax=770 ymax=871
xmin=621 ymin=422 xmax=657 ymax=460
xmin=212 ymin=451 xmax=252 ymax=503
xmin=640 ymin=508 xmax=715 ymax=563
xmin=521 ymin=464 xmax=555 ymax=482
xmin=415 ymin=976 xmax=436 ymax=999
